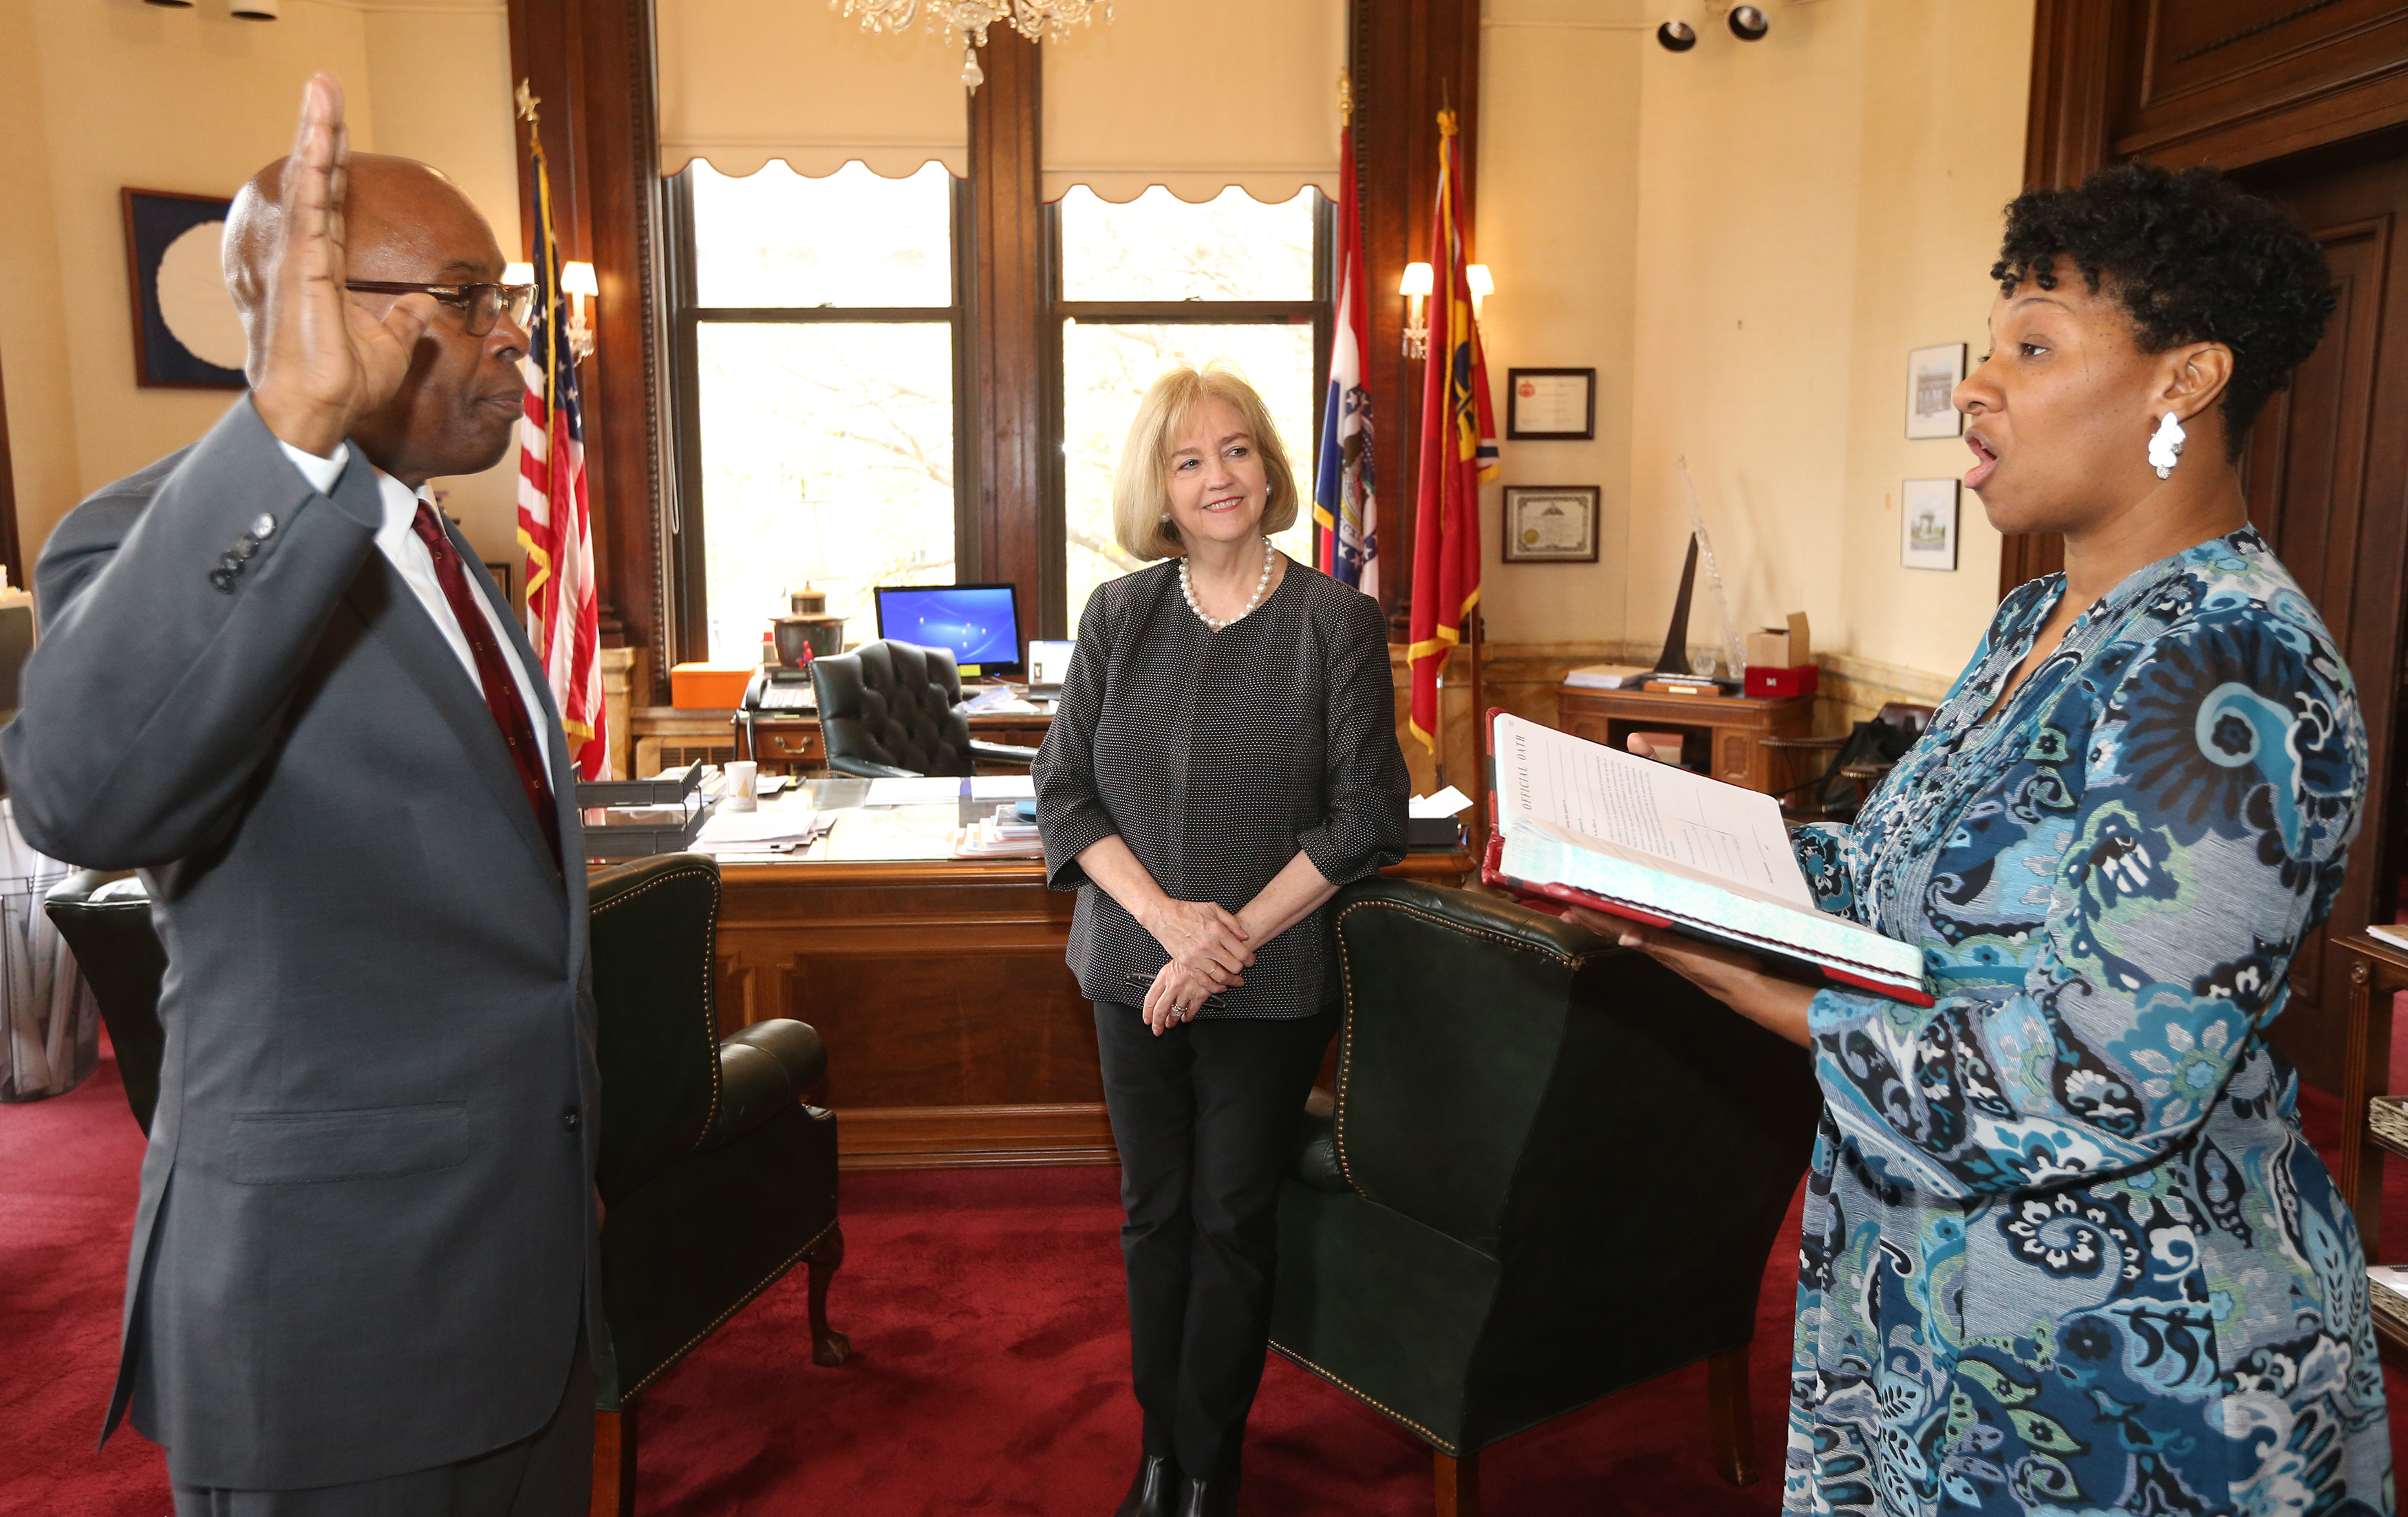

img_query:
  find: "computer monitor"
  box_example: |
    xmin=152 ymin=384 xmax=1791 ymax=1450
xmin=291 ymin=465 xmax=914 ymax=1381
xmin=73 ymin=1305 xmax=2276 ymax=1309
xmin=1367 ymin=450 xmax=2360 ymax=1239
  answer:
xmin=873 ymin=583 xmax=1022 ymax=676
xmin=1025 ymin=639 xmax=1076 ymax=694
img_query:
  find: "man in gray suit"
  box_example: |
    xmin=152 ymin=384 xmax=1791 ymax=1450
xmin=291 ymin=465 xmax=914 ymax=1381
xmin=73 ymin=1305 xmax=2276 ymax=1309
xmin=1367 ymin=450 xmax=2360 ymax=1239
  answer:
xmin=1 ymin=74 xmax=596 ymax=1515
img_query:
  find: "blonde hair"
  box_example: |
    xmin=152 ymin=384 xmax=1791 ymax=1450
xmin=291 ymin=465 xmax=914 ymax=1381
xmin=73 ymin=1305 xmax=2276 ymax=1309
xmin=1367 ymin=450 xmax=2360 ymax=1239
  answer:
xmin=1109 ymin=363 xmax=1300 ymax=561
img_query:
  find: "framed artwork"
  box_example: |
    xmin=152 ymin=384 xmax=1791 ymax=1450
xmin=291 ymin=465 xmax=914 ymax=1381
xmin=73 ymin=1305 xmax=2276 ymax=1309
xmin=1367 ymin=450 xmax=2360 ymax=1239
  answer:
xmin=1900 ymin=479 xmax=1960 ymax=570
xmin=1502 ymin=486 xmax=1600 ymax=563
xmin=1905 ymin=342 xmax=1965 ymax=438
xmin=1505 ymin=368 xmax=1596 ymax=440
xmin=122 ymin=189 xmax=246 ymax=389
xmin=483 ymin=561 xmax=517 ymax=605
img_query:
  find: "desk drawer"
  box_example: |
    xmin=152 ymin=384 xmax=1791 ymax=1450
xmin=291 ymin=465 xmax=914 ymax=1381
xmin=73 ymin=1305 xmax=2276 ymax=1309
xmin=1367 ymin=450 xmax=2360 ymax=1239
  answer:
xmin=755 ymin=726 xmax=825 ymax=768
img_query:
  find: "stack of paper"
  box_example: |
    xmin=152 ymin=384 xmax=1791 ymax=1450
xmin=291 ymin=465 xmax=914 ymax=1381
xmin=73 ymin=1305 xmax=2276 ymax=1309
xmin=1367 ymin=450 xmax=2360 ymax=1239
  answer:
xmin=689 ymin=806 xmax=824 ymax=855
xmin=952 ymin=811 xmax=1045 ymax=858
xmin=1563 ymin=663 xmax=1653 ymax=690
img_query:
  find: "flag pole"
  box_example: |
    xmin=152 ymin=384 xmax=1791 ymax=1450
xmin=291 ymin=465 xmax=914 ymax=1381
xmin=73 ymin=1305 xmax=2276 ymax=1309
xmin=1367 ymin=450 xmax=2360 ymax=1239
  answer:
xmin=1467 ymin=605 xmax=1487 ymax=853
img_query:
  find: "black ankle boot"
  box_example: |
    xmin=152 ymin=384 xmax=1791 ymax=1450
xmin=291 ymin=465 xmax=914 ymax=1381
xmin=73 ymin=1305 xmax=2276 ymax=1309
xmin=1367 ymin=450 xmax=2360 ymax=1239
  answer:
xmin=1114 ymin=1453 xmax=1179 ymax=1517
xmin=1174 ymin=1474 xmax=1236 ymax=1517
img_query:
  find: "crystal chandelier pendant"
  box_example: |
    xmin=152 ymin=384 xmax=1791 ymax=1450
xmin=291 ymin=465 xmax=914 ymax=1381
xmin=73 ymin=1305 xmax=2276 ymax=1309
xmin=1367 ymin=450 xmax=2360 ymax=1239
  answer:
xmin=830 ymin=0 xmax=1110 ymax=91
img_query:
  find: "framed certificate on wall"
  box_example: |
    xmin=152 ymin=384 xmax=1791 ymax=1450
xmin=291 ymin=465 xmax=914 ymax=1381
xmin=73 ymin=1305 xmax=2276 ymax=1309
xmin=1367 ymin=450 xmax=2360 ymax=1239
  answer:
xmin=1503 ymin=486 xmax=1600 ymax=563
xmin=1505 ymin=368 xmax=1596 ymax=440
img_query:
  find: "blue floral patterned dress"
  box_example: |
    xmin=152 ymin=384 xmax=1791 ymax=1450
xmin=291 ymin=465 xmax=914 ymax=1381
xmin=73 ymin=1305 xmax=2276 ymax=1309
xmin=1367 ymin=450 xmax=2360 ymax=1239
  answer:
xmin=1787 ymin=526 xmax=2390 ymax=1516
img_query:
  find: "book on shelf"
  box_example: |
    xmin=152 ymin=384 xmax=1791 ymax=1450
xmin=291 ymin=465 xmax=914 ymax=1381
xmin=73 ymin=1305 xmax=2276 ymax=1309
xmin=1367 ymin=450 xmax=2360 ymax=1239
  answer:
xmin=1481 ymin=711 xmax=1931 ymax=1004
xmin=1640 ymin=677 xmax=1721 ymax=696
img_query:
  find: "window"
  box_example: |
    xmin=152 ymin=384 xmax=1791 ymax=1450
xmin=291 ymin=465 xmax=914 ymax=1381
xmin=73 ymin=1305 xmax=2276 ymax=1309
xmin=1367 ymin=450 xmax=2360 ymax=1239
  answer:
xmin=674 ymin=161 xmax=960 ymax=662
xmin=1056 ymin=187 xmax=1327 ymax=631
xmin=669 ymin=167 xmax=1329 ymax=660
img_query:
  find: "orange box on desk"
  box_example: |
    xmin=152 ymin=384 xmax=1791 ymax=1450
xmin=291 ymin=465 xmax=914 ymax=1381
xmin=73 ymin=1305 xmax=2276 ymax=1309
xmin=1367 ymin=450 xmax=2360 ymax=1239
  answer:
xmin=670 ymin=662 xmax=755 ymax=710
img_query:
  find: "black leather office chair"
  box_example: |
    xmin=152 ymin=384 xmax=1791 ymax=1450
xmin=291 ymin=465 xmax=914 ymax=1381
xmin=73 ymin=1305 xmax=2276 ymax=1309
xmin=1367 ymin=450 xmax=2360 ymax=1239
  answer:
xmin=43 ymin=870 xmax=163 ymax=1134
xmin=1270 ymin=878 xmax=1821 ymax=1515
xmin=808 ymin=639 xmax=1040 ymax=778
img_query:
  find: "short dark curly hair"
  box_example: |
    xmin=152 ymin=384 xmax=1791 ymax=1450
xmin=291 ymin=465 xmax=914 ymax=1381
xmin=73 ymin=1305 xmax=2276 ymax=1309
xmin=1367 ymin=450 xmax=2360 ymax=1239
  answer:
xmin=1991 ymin=161 xmax=2335 ymax=460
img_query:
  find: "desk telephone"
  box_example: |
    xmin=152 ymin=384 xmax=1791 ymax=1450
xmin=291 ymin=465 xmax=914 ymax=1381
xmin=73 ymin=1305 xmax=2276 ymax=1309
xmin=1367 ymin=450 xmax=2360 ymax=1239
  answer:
xmin=742 ymin=667 xmax=816 ymax=713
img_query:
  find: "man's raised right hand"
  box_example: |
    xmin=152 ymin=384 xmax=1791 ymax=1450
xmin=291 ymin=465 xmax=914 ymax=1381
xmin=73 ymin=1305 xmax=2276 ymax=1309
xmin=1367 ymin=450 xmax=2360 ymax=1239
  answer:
xmin=250 ymin=73 xmax=437 ymax=459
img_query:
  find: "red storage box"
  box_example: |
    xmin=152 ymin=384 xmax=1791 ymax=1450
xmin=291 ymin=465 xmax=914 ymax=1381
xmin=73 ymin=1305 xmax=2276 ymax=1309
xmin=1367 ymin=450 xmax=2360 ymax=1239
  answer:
xmin=1745 ymin=663 xmax=1819 ymax=698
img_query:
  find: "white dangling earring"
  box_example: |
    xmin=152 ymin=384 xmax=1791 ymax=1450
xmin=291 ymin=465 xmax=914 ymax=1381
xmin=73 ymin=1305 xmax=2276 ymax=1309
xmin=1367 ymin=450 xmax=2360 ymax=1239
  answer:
xmin=2148 ymin=412 xmax=2186 ymax=479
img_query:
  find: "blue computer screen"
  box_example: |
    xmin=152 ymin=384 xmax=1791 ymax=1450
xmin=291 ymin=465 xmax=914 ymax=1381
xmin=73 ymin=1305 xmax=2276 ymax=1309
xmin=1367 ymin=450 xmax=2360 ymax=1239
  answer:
xmin=874 ymin=584 xmax=1022 ymax=671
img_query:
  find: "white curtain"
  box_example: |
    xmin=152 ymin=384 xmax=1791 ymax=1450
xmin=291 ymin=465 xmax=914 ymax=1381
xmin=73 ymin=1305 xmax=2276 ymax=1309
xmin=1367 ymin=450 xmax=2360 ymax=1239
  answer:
xmin=1040 ymin=0 xmax=1344 ymax=203
xmin=654 ymin=0 xmax=1344 ymax=200
xmin=656 ymin=0 xmax=969 ymax=180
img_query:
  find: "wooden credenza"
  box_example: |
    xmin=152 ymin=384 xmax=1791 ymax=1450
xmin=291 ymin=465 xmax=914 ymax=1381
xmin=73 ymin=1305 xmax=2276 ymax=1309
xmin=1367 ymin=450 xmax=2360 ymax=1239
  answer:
xmin=1555 ymin=686 xmax=1814 ymax=794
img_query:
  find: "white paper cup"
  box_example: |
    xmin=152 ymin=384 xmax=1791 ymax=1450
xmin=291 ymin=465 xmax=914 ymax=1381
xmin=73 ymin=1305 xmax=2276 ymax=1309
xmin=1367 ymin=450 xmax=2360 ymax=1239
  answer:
xmin=723 ymin=760 xmax=758 ymax=812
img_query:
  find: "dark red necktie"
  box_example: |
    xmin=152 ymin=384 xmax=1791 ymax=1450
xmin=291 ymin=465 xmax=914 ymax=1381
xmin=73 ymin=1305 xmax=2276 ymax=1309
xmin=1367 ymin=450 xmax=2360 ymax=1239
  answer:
xmin=412 ymin=502 xmax=561 ymax=869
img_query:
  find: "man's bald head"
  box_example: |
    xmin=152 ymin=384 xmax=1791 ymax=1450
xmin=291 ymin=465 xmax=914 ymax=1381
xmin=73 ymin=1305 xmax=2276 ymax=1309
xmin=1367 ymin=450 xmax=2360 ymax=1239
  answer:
xmin=224 ymin=153 xmax=497 ymax=378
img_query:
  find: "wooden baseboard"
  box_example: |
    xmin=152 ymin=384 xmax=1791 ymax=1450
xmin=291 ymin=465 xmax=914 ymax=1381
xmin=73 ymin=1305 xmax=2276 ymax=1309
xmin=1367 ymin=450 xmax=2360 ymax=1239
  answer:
xmin=837 ymin=1102 xmax=1118 ymax=1170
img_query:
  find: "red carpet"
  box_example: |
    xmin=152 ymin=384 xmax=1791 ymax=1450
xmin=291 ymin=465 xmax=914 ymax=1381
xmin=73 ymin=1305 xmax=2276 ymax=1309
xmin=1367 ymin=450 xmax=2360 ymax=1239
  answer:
xmin=8 ymin=1046 xmax=2408 ymax=1516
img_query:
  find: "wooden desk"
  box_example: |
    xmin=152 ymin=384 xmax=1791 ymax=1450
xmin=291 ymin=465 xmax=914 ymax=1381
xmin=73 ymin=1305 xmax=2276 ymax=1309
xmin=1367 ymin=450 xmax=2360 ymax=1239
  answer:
xmin=1554 ymin=685 xmax=1814 ymax=794
xmin=702 ymin=797 xmax=1470 ymax=1170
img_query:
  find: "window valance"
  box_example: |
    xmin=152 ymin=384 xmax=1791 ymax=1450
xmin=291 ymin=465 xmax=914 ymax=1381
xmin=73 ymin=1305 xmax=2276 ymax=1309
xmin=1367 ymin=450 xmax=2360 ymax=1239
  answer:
xmin=656 ymin=0 xmax=969 ymax=180
xmin=654 ymin=0 xmax=1342 ymax=202
xmin=1040 ymin=0 xmax=1344 ymax=204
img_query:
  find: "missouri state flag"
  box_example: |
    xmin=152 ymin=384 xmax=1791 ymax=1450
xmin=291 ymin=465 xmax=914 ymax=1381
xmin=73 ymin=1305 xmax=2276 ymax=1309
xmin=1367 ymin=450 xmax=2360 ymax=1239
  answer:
xmin=1313 ymin=109 xmax=1377 ymax=595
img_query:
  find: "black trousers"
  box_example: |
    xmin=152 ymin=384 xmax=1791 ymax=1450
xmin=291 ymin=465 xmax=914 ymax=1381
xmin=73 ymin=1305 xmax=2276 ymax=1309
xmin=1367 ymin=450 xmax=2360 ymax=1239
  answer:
xmin=1095 ymin=999 xmax=1337 ymax=1482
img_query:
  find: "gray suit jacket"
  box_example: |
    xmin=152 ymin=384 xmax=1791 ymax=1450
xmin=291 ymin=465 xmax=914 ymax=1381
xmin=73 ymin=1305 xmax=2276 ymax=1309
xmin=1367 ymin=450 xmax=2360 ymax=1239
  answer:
xmin=0 ymin=398 xmax=599 ymax=1489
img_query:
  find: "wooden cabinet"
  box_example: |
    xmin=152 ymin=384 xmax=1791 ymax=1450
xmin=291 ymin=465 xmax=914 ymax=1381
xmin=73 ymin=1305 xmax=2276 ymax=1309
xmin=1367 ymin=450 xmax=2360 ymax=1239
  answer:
xmin=735 ymin=711 xmax=1055 ymax=775
xmin=1554 ymin=687 xmax=1814 ymax=795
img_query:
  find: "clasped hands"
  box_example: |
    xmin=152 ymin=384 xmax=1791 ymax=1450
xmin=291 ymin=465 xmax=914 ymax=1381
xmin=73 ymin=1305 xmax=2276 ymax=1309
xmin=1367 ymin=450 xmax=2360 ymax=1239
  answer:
xmin=1137 ymin=898 xmax=1254 ymax=1035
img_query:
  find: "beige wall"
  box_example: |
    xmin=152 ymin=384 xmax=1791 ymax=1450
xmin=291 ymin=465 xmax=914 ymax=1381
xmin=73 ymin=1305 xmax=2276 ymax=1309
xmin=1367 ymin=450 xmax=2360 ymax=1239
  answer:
xmin=0 ymin=0 xmax=525 ymax=581
xmin=1476 ymin=0 xmax=2032 ymax=693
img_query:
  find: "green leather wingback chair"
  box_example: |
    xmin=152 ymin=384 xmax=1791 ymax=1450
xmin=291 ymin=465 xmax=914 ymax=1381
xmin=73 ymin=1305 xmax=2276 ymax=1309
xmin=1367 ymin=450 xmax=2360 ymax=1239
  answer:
xmin=44 ymin=854 xmax=848 ymax=1517
xmin=1270 ymin=879 xmax=1822 ymax=1516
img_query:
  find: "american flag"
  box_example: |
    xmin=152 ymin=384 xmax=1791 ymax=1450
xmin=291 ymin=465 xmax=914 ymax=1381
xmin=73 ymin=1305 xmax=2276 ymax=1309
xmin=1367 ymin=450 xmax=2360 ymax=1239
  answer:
xmin=1313 ymin=103 xmax=1377 ymax=596
xmin=517 ymin=122 xmax=608 ymax=779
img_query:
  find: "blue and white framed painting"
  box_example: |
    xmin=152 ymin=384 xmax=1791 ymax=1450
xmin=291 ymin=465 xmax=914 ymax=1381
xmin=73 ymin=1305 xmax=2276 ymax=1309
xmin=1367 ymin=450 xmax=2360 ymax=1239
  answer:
xmin=122 ymin=189 xmax=246 ymax=389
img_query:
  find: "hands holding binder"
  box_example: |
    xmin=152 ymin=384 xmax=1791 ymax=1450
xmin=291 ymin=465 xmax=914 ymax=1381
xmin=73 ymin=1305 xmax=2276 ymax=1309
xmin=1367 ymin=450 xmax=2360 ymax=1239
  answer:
xmin=1560 ymin=908 xmax=1813 ymax=1047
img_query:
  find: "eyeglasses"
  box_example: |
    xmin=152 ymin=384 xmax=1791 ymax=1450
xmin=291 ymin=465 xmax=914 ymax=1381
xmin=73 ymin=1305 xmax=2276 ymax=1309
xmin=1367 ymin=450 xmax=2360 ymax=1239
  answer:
xmin=343 ymin=281 xmax=537 ymax=338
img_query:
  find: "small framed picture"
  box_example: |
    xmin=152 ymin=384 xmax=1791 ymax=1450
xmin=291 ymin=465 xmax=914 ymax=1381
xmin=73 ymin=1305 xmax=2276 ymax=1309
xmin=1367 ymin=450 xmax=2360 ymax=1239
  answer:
xmin=1900 ymin=479 xmax=1960 ymax=570
xmin=122 ymin=189 xmax=247 ymax=389
xmin=1502 ymin=486 xmax=1600 ymax=563
xmin=1505 ymin=368 xmax=1596 ymax=440
xmin=483 ymin=560 xmax=516 ymax=605
xmin=1905 ymin=343 xmax=1966 ymax=438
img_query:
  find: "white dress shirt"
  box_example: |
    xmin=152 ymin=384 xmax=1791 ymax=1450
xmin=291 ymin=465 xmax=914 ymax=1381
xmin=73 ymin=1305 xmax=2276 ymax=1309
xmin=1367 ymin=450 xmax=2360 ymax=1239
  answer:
xmin=279 ymin=441 xmax=552 ymax=775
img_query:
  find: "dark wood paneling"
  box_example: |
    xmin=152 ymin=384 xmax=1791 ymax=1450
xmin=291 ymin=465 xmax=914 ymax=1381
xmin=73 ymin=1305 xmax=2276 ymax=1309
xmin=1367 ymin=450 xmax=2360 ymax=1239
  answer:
xmin=2238 ymin=155 xmax=2408 ymax=1093
xmin=965 ymin=32 xmax=1055 ymax=652
xmin=2117 ymin=1 xmax=2408 ymax=164
xmin=508 ymin=0 xmax=670 ymax=700
xmin=1354 ymin=0 xmax=1480 ymax=630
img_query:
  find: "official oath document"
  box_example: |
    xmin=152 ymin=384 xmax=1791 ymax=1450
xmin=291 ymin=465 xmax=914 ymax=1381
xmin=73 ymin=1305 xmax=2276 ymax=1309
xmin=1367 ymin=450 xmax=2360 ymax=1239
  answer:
xmin=1483 ymin=713 xmax=1930 ymax=1004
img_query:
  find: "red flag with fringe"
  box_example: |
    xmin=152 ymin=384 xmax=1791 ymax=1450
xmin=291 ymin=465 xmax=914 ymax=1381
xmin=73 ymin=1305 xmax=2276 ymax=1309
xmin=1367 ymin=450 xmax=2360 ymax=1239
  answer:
xmin=1405 ymin=111 xmax=1498 ymax=753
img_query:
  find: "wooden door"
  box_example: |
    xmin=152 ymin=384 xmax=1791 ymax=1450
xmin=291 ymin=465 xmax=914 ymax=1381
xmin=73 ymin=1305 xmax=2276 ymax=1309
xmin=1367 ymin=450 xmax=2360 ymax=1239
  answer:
xmin=2234 ymin=149 xmax=2408 ymax=1092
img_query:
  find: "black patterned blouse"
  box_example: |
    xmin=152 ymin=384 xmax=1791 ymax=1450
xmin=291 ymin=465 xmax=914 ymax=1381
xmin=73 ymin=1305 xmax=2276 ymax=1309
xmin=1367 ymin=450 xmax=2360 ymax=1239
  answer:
xmin=1033 ymin=557 xmax=1409 ymax=1020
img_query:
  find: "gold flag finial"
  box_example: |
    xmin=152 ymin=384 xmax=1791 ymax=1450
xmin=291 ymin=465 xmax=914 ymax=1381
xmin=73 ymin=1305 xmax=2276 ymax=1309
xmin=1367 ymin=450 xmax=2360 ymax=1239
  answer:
xmin=1437 ymin=109 xmax=1459 ymax=138
xmin=515 ymin=79 xmax=541 ymax=123
xmin=1337 ymin=68 xmax=1353 ymax=126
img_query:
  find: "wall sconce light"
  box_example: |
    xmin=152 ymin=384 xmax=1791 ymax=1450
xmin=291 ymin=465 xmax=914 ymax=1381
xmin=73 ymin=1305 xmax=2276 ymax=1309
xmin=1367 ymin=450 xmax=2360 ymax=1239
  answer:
xmin=1399 ymin=261 xmax=1433 ymax=358
xmin=1465 ymin=263 xmax=1494 ymax=321
xmin=561 ymin=261 xmax=599 ymax=363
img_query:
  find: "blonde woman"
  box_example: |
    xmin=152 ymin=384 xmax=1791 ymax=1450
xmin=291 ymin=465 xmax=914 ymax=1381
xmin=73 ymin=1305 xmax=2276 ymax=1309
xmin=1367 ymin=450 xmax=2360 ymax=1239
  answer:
xmin=1034 ymin=364 xmax=1408 ymax=1517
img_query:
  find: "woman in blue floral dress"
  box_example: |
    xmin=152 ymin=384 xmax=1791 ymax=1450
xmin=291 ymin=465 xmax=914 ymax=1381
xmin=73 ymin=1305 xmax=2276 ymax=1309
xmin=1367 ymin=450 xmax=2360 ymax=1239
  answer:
xmin=1569 ymin=163 xmax=2390 ymax=1514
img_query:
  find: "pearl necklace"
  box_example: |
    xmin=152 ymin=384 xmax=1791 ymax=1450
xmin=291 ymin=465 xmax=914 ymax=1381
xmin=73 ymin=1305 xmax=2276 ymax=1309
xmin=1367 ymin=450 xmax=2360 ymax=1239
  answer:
xmin=1180 ymin=536 xmax=1276 ymax=630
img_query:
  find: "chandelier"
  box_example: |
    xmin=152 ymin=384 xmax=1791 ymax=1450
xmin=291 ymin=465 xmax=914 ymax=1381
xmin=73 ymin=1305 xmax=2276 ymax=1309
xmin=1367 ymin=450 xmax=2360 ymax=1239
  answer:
xmin=830 ymin=0 xmax=1111 ymax=90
